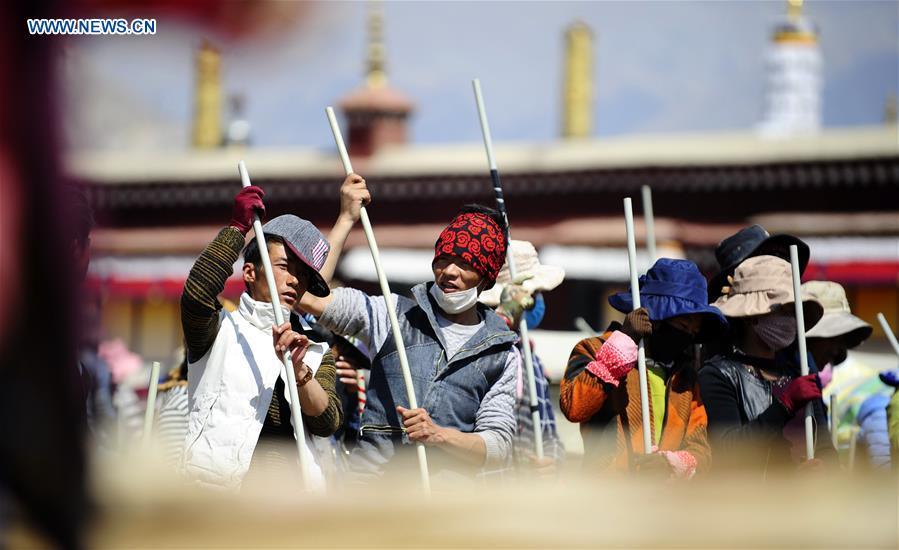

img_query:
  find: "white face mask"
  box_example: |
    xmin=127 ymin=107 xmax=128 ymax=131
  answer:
xmin=429 ymin=283 xmax=480 ymax=315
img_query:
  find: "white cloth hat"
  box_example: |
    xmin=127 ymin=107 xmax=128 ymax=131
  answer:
xmin=803 ymin=280 xmax=872 ymax=347
xmin=478 ymin=240 xmax=565 ymax=307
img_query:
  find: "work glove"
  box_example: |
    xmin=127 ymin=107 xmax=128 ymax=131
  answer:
xmin=229 ymin=185 xmax=265 ymax=235
xmin=620 ymin=307 xmax=652 ymax=345
xmin=495 ymin=274 xmax=535 ymax=329
xmin=778 ymin=374 xmax=822 ymax=415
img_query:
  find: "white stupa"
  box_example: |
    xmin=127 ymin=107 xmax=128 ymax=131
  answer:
xmin=758 ymin=0 xmax=822 ymax=138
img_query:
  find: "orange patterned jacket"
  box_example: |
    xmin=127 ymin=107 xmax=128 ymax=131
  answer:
xmin=560 ymin=330 xmax=711 ymax=474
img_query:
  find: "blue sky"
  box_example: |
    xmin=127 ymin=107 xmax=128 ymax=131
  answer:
xmin=62 ymin=1 xmax=899 ymax=151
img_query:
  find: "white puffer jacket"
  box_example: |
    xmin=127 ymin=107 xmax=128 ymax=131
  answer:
xmin=181 ymin=292 xmax=327 ymax=490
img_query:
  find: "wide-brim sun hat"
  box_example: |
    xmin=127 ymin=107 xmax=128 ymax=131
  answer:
xmin=479 ymin=240 xmax=565 ymax=307
xmin=712 ymin=255 xmax=823 ymax=329
xmin=608 ymin=258 xmax=728 ymax=342
xmin=802 ymin=280 xmax=872 ymax=348
xmin=708 ymin=224 xmax=810 ymax=301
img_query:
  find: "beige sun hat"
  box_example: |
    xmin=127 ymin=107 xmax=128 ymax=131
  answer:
xmin=711 ymin=255 xmax=823 ymax=329
xmin=802 ymin=280 xmax=873 ymax=348
xmin=478 ymin=240 xmax=565 ymax=307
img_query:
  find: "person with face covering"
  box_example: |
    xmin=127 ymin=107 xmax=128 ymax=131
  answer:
xmin=803 ymin=281 xmax=872 ymax=372
xmin=561 ymin=259 xmax=727 ymax=478
xmin=301 ymin=205 xmax=519 ymax=482
xmin=699 ymin=255 xmax=833 ymax=472
xmin=800 ymin=281 xmax=884 ymax=466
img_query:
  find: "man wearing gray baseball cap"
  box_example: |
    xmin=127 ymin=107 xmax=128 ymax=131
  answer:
xmin=179 ymin=176 xmax=363 ymax=490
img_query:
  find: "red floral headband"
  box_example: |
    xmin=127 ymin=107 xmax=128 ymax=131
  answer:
xmin=434 ymin=212 xmax=507 ymax=285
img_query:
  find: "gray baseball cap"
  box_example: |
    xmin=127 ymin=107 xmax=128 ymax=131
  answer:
xmin=261 ymin=215 xmax=331 ymax=297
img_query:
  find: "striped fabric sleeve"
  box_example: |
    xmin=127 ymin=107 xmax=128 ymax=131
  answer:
xmin=181 ymin=227 xmax=246 ymax=363
xmin=303 ymin=350 xmax=343 ymax=437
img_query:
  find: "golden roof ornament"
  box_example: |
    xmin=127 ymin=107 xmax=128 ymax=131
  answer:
xmin=365 ymin=1 xmax=387 ymax=88
xmin=774 ymin=0 xmax=817 ymax=45
xmin=192 ymin=40 xmax=222 ymax=149
xmin=787 ymin=0 xmax=804 ymax=23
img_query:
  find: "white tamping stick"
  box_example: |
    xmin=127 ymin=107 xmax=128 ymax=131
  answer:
xmin=325 ymin=107 xmax=431 ymax=494
xmin=141 ymin=361 xmax=161 ymax=449
xmin=876 ymin=313 xmax=899 ymax=357
xmin=239 ymin=160 xmax=312 ymax=488
xmin=472 ymin=79 xmax=544 ymax=460
xmin=641 ymin=185 xmax=657 ymax=263
xmin=789 ymin=244 xmax=815 ymax=461
xmin=624 ymin=198 xmax=653 ymax=454
xmin=829 ymin=393 xmax=838 ymax=452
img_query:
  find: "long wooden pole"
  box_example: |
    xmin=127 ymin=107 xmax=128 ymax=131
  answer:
xmin=141 ymin=361 xmax=161 ymax=449
xmin=829 ymin=393 xmax=839 ymax=452
xmin=325 ymin=107 xmax=431 ymax=494
xmin=789 ymin=244 xmax=815 ymax=460
xmin=877 ymin=313 xmax=899 ymax=357
xmin=624 ymin=198 xmax=653 ymax=454
xmin=239 ymin=161 xmax=312 ymax=488
xmin=641 ymin=185 xmax=657 ymax=263
xmin=472 ymin=79 xmax=544 ymax=459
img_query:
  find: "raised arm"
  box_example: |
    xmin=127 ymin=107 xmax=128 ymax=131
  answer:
xmin=180 ymin=186 xmax=263 ymax=362
xmin=298 ymin=174 xmax=369 ymax=318
xmin=319 ymin=173 xmax=370 ymax=283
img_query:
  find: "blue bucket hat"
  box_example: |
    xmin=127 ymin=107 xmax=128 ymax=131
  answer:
xmin=609 ymin=258 xmax=728 ymax=341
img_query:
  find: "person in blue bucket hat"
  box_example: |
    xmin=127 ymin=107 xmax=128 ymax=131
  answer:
xmin=561 ymin=258 xmax=727 ymax=478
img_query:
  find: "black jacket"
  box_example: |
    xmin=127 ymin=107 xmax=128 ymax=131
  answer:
xmin=699 ymin=354 xmax=835 ymax=472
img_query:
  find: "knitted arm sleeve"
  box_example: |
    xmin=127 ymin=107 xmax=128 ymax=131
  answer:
xmin=585 ymin=331 xmax=638 ymax=386
xmin=303 ymin=350 xmax=344 ymax=437
xmin=181 ymin=227 xmax=245 ymax=363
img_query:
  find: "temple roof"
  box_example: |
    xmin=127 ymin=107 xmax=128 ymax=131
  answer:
xmin=68 ymin=125 xmax=897 ymax=184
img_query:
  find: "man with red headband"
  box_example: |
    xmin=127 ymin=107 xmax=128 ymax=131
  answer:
xmin=301 ymin=204 xmax=520 ymax=482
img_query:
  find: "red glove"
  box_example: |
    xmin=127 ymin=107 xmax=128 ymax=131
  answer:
xmin=778 ymin=374 xmax=821 ymax=415
xmin=229 ymin=185 xmax=265 ymax=234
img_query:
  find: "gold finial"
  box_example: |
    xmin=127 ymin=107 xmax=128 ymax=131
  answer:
xmin=366 ymin=1 xmax=388 ymax=88
xmin=775 ymin=0 xmax=816 ymax=45
xmin=561 ymin=21 xmax=594 ymax=138
xmin=192 ymin=40 xmax=222 ymax=149
xmin=787 ymin=0 xmax=804 ymax=22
